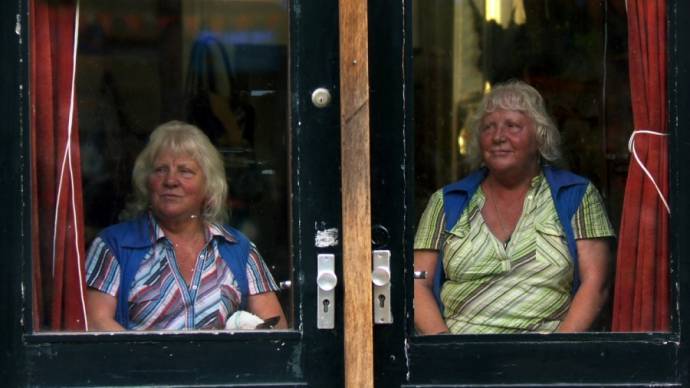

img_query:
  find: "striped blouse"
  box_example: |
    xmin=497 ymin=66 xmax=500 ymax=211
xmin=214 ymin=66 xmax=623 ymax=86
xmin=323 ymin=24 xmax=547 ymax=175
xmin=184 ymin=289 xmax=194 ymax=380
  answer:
xmin=414 ymin=172 xmax=615 ymax=334
xmin=86 ymin=215 xmax=279 ymax=330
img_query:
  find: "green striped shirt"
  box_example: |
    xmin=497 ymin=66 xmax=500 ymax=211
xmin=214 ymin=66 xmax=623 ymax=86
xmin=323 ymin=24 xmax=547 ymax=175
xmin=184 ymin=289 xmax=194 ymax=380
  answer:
xmin=414 ymin=173 xmax=615 ymax=334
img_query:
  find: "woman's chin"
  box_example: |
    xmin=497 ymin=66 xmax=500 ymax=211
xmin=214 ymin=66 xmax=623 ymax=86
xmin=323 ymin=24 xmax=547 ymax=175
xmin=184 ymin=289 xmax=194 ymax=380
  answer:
xmin=485 ymin=161 xmax=516 ymax=173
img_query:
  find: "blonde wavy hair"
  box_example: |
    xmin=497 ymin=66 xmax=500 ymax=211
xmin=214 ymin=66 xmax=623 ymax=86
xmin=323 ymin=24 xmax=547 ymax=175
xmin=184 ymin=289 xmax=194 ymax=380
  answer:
xmin=122 ymin=120 xmax=228 ymax=224
xmin=466 ymin=80 xmax=564 ymax=170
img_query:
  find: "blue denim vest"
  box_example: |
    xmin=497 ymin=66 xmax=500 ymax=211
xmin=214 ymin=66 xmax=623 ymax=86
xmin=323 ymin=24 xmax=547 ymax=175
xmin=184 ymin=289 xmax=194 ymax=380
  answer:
xmin=98 ymin=215 xmax=250 ymax=329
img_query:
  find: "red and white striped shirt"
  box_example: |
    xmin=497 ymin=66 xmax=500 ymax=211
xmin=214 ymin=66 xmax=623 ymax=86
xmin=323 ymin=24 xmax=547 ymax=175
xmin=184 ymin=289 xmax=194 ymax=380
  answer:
xmin=86 ymin=215 xmax=279 ymax=330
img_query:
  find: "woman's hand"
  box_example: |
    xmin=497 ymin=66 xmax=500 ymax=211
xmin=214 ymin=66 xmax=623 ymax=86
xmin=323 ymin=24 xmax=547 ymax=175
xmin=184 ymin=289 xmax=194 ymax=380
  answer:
xmin=247 ymin=292 xmax=288 ymax=329
xmin=85 ymin=289 xmax=126 ymax=331
xmin=413 ymin=249 xmax=450 ymax=335
xmin=557 ymin=238 xmax=612 ymax=332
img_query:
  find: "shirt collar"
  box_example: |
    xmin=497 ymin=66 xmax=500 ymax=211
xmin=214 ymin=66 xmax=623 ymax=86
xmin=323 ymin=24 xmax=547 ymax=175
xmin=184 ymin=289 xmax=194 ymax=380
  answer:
xmin=207 ymin=222 xmax=239 ymax=244
xmin=530 ymin=172 xmax=545 ymax=189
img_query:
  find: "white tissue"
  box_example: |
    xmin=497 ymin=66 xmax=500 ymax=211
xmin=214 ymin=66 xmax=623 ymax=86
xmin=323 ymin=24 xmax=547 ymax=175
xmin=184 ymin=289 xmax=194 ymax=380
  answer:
xmin=225 ymin=310 xmax=265 ymax=330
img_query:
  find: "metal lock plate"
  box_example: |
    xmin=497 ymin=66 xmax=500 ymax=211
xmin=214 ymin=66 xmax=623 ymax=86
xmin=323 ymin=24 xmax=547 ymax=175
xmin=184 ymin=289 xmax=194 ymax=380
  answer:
xmin=372 ymin=250 xmax=393 ymax=324
xmin=316 ymin=253 xmax=337 ymax=329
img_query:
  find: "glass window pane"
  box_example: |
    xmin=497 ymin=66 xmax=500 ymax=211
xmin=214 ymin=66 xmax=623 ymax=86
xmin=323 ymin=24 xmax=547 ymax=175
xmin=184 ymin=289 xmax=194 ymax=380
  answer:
xmin=33 ymin=0 xmax=291 ymax=332
xmin=412 ymin=0 xmax=637 ymax=335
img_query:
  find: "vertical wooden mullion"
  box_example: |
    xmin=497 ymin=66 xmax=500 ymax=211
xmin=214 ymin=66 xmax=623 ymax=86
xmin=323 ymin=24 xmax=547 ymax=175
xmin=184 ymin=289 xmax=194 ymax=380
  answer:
xmin=339 ymin=1 xmax=373 ymax=387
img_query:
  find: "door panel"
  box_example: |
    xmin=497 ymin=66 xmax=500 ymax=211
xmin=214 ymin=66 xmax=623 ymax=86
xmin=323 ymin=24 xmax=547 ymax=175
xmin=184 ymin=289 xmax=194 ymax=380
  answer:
xmin=9 ymin=0 xmax=344 ymax=386
xmin=369 ymin=0 xmax=411 ymax=387
xmin=291 ymin=1 xmax=345 ymax=385
xmin=369 ymin=0 xmax=687 ymax=387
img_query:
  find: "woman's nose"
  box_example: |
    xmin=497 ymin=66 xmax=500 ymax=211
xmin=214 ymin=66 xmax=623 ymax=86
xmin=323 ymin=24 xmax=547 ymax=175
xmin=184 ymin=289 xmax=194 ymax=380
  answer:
xmin=492 ymin=126 xmax=507 ymax=141
xmin=163 ymin=172 xmax=179 ymax=187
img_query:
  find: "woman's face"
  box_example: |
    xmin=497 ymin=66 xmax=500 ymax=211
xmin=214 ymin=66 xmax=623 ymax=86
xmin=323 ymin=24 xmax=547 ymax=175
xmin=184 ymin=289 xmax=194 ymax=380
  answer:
xmin=479 ymin=109 xmax=540 ymax=176
xmin=148 ymin=149 xmax=207 ymax=224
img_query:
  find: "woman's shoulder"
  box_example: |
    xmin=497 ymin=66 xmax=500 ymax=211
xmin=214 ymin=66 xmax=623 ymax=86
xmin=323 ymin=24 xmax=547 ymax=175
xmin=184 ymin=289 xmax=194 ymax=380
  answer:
xmin=210 ymin=223 xmax=253 ymax=249
xmin=542 ymin=165 xmax=590 ymax=187
xmin=97 ymin=214 xmax=153 ymax=249
xmin=443 ymin=169 xmax=487 ymax=194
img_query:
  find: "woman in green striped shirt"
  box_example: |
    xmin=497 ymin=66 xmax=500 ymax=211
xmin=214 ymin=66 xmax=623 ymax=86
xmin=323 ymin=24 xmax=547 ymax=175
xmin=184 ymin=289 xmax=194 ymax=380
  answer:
xmin=414 ymin=81 xmax=615 ymax=335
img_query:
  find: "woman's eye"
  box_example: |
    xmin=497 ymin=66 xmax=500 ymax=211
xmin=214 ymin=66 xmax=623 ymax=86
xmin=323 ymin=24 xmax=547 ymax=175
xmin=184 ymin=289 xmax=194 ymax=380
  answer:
xmin=507 ymin=122 xmax=522 ymax=132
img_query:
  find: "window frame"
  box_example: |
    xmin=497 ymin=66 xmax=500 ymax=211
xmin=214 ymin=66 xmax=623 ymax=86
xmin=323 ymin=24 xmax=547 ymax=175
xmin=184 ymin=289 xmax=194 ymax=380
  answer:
xmin=1 ymin=0 xmax=689 ymax=386
xmin=1 ymin=0 xmax=345 ymax=386
xmin=372 ymin=0 xmax=689 ymax=386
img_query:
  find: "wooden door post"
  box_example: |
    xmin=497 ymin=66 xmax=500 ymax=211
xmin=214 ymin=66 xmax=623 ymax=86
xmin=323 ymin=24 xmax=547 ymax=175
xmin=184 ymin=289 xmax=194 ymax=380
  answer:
xmin=339 ymin=1 xmax=373 ymax=387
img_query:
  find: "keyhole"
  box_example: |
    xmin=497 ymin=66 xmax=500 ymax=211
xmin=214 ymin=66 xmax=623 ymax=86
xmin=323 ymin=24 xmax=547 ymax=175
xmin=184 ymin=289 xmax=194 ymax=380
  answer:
xmin=323 ymin=299 xmax=330 ymax=312
xmin=311 ymin=88 xmax=332 ymax=108
xmin=378 ymin=294 xmax=386 ymax=308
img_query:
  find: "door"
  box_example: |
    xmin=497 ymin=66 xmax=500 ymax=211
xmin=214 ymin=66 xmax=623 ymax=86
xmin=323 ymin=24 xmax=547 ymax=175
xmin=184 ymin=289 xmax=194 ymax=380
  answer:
xmin=2 ymin=0 xmax=347 ymax=386
xmin=2 ymin=0 xmax=690 ymax=387
xmin=368 ymin=0 xmax=688 ymax=387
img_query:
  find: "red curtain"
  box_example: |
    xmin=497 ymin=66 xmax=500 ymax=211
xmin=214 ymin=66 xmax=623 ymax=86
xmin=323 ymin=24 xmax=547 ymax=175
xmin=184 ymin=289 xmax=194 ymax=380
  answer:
xmin=30 ymin=0 xmax=87 ymax=331
xmin=611 ymin=0 xmax=669 ymax=331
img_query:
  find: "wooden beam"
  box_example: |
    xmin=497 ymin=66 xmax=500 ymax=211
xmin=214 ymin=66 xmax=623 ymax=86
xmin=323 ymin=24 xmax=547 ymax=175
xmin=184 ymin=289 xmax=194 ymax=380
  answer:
xmin=339 ymin=0 xmax=373 ymax=387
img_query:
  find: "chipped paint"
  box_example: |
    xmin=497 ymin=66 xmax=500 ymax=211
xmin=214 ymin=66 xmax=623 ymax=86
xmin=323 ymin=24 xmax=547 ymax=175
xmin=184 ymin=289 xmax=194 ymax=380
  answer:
xmin=404 ymin=337 xmax=411 ymax=382
xmin=400 ymin=0 xmax=409 ymax=317
xmin=297 ymin=271 xmax=305 ymax=333
xmin=17 ymin=4 xmax=27 ymax=334
xmin=19 ymin=282 xmax=25 ymax=328
xmin=288 ymin=341 xmax=303 ymax=378
xmin=15 ymin=14 xmax=21 ymax=35
xmin=315 ymin=227 xmax=339 ymax=247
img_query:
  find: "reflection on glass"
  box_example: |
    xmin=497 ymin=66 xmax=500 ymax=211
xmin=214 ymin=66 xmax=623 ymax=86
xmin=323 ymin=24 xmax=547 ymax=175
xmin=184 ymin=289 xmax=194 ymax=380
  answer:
xmin=412 ymin=0 xmax=632 ymax=334
xmin=34 ymin=0 xmax=290 ymax=331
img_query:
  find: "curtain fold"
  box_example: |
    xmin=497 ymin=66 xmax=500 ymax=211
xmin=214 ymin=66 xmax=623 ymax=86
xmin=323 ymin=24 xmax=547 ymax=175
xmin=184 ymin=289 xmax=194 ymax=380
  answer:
xmin=611 ymin=0 xmax=669 ymax=332
xmin=30 ymin=0 xmax=87 ymax=331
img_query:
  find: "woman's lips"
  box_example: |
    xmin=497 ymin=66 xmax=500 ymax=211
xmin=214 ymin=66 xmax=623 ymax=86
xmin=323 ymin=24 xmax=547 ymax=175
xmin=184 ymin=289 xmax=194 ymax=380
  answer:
xmin=159 ymin=193 xmax=182 ymax=200
xmin=489 ymin=149 xmax=511 ymax=156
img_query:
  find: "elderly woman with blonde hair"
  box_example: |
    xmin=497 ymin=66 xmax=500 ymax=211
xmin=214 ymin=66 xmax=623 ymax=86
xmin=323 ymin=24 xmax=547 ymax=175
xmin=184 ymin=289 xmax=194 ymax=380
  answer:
xmin=85 ymin=121 xmax=286 ymax=331
xmin=414 ymin=80 xmax=615 ymax=334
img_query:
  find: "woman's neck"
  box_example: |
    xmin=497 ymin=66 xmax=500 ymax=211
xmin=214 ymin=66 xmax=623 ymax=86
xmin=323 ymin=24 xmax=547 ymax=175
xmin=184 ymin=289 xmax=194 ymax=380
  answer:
xmin=157 ymin=215 xmax=205 ymax=239
xmin=486 ymin=173 xmax=535 ymax=193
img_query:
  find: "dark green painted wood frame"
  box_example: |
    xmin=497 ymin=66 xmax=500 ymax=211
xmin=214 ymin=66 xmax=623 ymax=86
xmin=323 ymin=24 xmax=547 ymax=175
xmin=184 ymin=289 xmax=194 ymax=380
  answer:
xmin=0 ymin=0 xmax=344 ymax=386
xmin=368 ymin=0 xmax=690 ymax=387
xmin=2 ymin=0 xmax=690 ymax=386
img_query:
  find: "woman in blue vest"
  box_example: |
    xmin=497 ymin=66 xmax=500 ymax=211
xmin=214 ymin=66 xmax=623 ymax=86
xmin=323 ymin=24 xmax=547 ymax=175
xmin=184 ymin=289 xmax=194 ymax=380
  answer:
xmin=414 ymin=80 xmax=615 ymax=334
xmin=85 ymin=121 xmax=286 ymax=330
